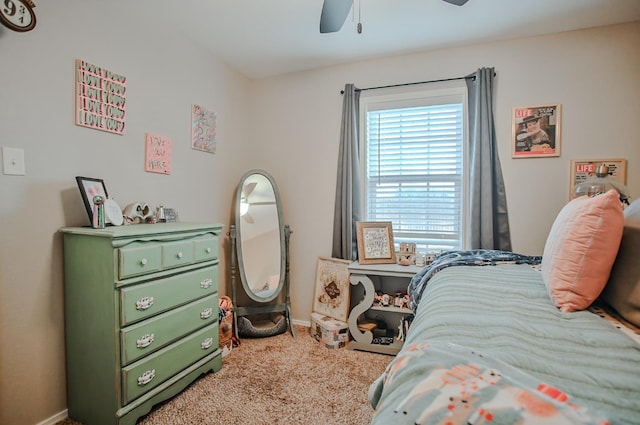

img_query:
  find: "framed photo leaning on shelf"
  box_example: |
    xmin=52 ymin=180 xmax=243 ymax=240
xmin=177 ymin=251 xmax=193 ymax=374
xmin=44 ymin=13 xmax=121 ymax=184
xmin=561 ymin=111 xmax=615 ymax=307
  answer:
xmin=313 ymin=257 xmax=351 ymax=322
xmin=356 ymin=221 xmax=397 ymax=265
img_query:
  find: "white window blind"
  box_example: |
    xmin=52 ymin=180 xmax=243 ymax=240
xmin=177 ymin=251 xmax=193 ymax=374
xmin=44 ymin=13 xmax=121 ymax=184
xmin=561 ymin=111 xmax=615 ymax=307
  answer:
xmin=364 ymin=97 xmax=465 ymax=252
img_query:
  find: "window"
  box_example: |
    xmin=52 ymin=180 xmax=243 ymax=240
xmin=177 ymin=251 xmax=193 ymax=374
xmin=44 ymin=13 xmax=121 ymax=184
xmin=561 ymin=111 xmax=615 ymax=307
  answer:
xmin=361 ymin=88 xmax=467 ymax=253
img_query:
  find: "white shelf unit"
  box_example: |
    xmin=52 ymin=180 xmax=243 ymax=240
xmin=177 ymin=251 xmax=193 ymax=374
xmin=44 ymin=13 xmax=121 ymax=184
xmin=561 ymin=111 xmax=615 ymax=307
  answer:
xmin=347 ymin=261 xmax=421 ymax=355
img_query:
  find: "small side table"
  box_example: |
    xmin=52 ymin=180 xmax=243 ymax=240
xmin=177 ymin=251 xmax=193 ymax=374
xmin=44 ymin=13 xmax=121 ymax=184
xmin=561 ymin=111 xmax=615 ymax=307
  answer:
xmin=347 ymin=261 xmax=421 ymax=355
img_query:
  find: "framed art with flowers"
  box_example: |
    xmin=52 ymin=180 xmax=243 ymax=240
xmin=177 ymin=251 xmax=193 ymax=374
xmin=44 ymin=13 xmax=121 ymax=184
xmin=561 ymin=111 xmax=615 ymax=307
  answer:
xmin=75 ymin=176 xmax=108 ymax=223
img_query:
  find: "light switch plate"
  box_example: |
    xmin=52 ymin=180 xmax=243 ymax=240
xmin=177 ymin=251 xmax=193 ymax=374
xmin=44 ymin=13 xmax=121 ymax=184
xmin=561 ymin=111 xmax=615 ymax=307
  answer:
xmin=2 ymin=147 xmax=26 ymax=175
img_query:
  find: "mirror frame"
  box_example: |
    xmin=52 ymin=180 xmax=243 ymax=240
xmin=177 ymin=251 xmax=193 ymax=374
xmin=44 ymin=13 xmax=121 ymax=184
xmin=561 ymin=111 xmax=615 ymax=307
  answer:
xmin=234 ymin=169 xmax=286 ymax=303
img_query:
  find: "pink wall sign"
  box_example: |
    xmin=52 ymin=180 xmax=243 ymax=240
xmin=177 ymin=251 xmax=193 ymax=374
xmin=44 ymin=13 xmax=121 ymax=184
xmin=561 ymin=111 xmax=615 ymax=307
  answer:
xmin=145 ymin=133 xmax=172 ymax=174
xmin=75 ymin=59 xmax=126 ymax=135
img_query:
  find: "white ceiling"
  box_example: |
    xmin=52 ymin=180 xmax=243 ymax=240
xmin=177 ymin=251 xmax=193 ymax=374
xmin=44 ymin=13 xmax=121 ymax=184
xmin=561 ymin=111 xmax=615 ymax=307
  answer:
xmin=129 ymin=0 xmax=640 ymax=79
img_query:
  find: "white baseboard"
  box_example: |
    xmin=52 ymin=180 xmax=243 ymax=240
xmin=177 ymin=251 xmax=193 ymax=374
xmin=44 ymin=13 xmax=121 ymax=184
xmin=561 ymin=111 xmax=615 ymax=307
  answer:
xmin=292 ymin=318 xmax=310 ymax=328
xmin=36 ymin=409 xmax=68 ymax=425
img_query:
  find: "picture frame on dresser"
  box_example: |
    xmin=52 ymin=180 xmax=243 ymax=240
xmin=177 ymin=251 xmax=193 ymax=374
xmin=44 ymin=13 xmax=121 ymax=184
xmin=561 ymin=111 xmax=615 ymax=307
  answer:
xmin=356 ymin=221 xmax=397 ymax=265
xmin=75 ymin=176 xmax=108 ymax=223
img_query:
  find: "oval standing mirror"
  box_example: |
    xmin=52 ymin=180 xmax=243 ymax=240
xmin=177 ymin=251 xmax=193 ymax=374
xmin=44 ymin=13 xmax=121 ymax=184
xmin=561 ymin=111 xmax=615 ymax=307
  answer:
xmin=235 ymin=170 xmax=285 ymax=302
xmin=231 ymin=170 xmax=294 ymax=338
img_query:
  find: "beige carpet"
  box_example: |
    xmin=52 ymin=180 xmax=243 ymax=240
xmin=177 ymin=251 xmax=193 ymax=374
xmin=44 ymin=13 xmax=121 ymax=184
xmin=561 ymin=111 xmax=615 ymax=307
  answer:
xmin=57 ymin=325 xmax=391 ymax=425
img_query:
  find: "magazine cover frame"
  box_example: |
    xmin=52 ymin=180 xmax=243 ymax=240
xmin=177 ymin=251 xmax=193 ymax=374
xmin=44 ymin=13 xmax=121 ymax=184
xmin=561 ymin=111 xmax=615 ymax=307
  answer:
xmin=568 ymin=158 xmax=627 ymax=200
xmin=512 ymin=104 xmax=562 ymax=158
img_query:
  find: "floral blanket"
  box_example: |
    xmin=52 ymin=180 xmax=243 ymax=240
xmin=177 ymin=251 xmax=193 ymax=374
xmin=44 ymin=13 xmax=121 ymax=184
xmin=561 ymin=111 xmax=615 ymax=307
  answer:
xmin=370 ymin=342 xmax=609 ymax=425
xmin=368 ymin=258 xmax=640 ymax=424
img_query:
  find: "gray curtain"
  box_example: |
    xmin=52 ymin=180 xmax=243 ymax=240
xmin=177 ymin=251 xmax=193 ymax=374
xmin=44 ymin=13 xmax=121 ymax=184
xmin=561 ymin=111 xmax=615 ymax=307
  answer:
xmin=466 ymin=68 xmax=512 ymax=250
xmin=332 ymin=84 xmax=363 ymax=260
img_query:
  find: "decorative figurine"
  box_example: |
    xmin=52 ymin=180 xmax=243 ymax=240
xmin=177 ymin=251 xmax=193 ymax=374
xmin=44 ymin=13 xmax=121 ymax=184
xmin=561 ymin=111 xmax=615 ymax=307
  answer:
xmin=156 ymin=204 xmax=166 ymax=222
xmin=92 ymin=195 xmax=105 ymax=229
xmin=398 ymin=242 xmax=416 ymax=265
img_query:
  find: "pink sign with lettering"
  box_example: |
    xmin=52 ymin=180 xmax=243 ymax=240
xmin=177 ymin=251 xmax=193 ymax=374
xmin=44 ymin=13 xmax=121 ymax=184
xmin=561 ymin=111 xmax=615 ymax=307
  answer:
xmin=145 ymin=133 xmax=172 ymax=174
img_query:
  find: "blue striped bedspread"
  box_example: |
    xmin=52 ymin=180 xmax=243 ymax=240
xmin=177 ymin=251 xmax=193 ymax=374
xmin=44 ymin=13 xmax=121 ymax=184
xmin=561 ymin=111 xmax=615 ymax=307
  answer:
xmin=369 ymin=258 xmax=640 ymax=425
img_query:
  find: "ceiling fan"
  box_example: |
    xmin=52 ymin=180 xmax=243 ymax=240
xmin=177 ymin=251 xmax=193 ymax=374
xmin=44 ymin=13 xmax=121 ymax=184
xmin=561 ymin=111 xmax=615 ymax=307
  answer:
xmin=320 ymin=0 xmax=470 ymax=34
xmin=239 ymin=181 xmax=276 ymax=224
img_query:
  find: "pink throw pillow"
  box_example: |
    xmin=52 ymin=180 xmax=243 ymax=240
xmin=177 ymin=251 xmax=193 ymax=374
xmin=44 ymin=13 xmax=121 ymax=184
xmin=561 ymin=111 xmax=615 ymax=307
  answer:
xmin=542 ymin=189 xmax=624 ymax=312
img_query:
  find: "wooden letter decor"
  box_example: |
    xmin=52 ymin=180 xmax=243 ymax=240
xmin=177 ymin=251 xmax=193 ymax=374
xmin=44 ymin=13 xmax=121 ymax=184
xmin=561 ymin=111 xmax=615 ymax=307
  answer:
xmin=75 ymin=59 xmax=126 ymax=135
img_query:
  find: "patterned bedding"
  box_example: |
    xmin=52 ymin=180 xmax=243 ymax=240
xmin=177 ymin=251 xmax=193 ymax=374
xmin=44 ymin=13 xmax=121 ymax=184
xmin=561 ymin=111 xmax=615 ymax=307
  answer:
xmin=369 ymin=251 xmax=640 ymax=425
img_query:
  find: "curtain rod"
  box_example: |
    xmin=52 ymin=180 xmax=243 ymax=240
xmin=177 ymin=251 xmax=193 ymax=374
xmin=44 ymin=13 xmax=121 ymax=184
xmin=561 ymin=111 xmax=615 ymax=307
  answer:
xmin=340 ymin=73 xmax=488 ymax=94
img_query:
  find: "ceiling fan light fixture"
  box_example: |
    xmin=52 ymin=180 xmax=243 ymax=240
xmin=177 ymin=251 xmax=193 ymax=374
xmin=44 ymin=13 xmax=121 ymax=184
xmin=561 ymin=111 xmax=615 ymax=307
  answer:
xmin=240 ymin=199 xmax=249 ymax=216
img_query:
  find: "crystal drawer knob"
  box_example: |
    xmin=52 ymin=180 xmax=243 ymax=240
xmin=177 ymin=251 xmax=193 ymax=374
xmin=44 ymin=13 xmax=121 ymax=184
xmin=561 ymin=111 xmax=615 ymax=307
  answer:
xmin=200 ymin=278 xmax=212 ymax=289
xmin=200 ymin=308 xmax=213 ymax=319
xmin=140 ymin=258 xmax=148 ymax=266
xmin=201 ymin=337 xmax=213 ymax=349
xmin=176 ymin=252 xmax=183 ymax=259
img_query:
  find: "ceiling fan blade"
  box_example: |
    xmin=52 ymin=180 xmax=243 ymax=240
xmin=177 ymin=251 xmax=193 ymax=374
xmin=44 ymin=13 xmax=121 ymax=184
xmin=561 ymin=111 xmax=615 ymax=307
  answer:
xmin=320 ymin=0 xmax=353 ymax=33
xmin=242 ymin=182 xmax=257 ymax=197
xmin=442 ymin=0 xmax=469 ymax=5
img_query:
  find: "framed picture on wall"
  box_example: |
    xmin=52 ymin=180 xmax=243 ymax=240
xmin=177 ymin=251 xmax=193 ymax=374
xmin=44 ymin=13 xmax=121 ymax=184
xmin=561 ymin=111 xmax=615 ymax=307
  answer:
xmin=312 ymin=257 xmax=351 ymax=322
xmin=512 ymin=104 xmax=562 ymax=158
xmin=356 ymin=221 xmax=397 ymax=265
xmin=568 ymin=158 xmax=627 ymax=200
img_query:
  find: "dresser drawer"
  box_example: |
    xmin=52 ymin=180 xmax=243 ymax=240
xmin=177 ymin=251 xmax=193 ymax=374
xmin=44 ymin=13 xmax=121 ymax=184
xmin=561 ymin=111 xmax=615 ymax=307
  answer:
xmin=118 ymin=235 xmax=219 ymax=280
xmin=161 ymin=240 xmax=194 ymax=269
xmin=193 ymin=235 xmax=218 ymax=262
xmin=121 ymin=323 xmax=218 ymax=404
xmin=119 ymin=244 xmax=162 ymax=279
xmin=120 ymin=295 xmax=217 ymax=365
xmin=120 ymin=266 xmax=218 ymax=326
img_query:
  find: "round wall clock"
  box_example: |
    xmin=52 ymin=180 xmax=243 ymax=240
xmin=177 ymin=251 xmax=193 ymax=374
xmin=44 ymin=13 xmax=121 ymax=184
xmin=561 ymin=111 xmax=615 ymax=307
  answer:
xmin=0 ymin=0 xmax=36 ymax=32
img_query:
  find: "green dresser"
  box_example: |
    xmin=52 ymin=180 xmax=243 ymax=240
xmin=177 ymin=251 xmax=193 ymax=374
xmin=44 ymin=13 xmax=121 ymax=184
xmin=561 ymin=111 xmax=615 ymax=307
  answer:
xmin=60 ymin=223 xmax=224 ymax=425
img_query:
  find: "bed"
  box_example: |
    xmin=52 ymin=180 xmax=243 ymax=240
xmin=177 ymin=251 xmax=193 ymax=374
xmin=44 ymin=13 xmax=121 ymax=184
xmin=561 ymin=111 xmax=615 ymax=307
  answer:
xmin=368 ymin=191 xmax=640 ymax=425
